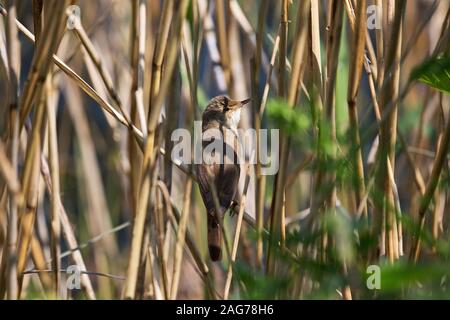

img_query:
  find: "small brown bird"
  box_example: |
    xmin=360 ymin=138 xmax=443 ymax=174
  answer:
xmin=197 ymin=95 xmax=251 ymax=261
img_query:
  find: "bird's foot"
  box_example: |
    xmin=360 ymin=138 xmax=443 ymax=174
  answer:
xmin=229 ymin=200 xmax=239 ymax=217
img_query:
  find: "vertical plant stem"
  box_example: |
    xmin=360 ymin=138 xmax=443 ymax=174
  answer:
xmin=32 ymin=0 xmax=43 ymax=45
xmin=3 ymin=0 xmax=21 ymax=300
xmin=347 ymin=0 xmax=367 ymax=218
xmin=323 ymin=0 xmax=352 ymax=300
xmin=374 ymin=0 xmax=406 ymax=262
xmin=266 ymin=0 xmax=290 ymax=275
xmin=224 ymin=164 xmax=251 ymax=299
xmin=46 ymin=77 xmax=61 ymax=298
xmin=170 ymin=178 xmax=192 ymax=299
xmin=16 ymin=90 xmax=46 ymax=296
xmin=147 ymin=0 xmax=174 ymax=121
xmin=215 ymin=0 xmax=231 ymax=88
xmin=375 ymin=0 xmax=384 ymax=89
xmin=410 ymin=106 xmax=450 ymax=262
xmin=278 ymin=0 xmax=288 ymax=101
xmin=129 ymin=0 xmax=143 ymax=219
xmin=124 ymin=0 xmax=189 ymax=299
xmin=267 ymin=0 xmax=310 ymax=276
xmin=254 ymin=0 xmax=269 ymax=270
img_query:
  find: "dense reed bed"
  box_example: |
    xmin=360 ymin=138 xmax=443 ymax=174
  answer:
xmin=0 ymin=0 xmax=449 ymax=299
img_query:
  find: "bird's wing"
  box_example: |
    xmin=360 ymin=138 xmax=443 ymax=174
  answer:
xmin=197 ymin=139 xmax=240 ymax=214
xmin=197 ymin=162 xmax=218 ymax=214
xmin=217 ymin=161 xmax=240 ymax=209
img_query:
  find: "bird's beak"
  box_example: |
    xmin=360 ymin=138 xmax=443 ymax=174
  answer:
xmin=239 ymin=98 xmax=251 ymax=107
xmin=229 ymin=98 xmax=251 ymax=109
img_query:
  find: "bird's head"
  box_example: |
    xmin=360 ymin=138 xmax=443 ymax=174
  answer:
xmin=202 ymin=95 xmax=251 ymax=130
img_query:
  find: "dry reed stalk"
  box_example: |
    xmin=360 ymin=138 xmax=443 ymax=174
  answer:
xmin=0 ymin=143 xmax=20 ymax=195
xmin=215 ymin=0 xmax=231 ymax=88
xmin=31 ymin=0 xmax=43 ymax=44
xmin=323 ymin=0 xmax=343 ymax=208
xmin=7 ymin=13 xmax=68 ymax=292
xmin=197 ymin=0 xmax=227 ymax=93
xmin=8 ymin=17 xmax=144 ymax=144
xmin=4 ymin=0 xmax=20 ymax=103
xmin=381 ymin=65 xmax=438 ymax=243
xmin=124 ymin=0 xmax=189 ymax=299
xmin=49 ymin=7 xmax=114 ymax=76
xmin=323 ymin=0 xmax=353 ymax=300
xmin=398 ymin=131 xmax=426 ymax=195
xmin=45 ymin=76 xmax=61 ymax=297
xmin=0 ymin=141 xmax=20 ymax=299
xmin=17 ymin=125 xmax=58 ymax=297
xmin=2 ymin=0 xmax=21 ymax=300
xmin=4 ymin=7 xmax=261 ymax=241
xmin=386 ymin=157 xmax=403 ymax=256
xmin=15 ymin=126 xmax=55 ymax=297
xmin=29 ymin=234 xmax=52 ymax=291
xmin=16 ymin=92 xmax=46 ymax=296
xmin=3 ymin=11 xmax=264 ymax=295
xmin=161 ymin=61 xmax=183 ymax=297
xmin=154 ymin=189 xmax=169 ymax=299
xmin=17 ymin=0 xmax=69 ymax=127
xmin=135 ymin=221 xmax=152 ymax=299
xmin=359 ymin=2 xmax=441 ymax=141
xmin=346 ymin=1 xmax=432 ymax=249
xmin=147 ymin=0 xmax=173 ymax=120
xmin=126 ymin=0 xmax=144 ymax=230
xmin=72 ymin=22 xmax=129 ymax=124
xmin=63 ymin=69 xmax=120 ymax=245
xmin=255 ymin=0 xmax=269 ymax=85
xmin=64 ymin=81 xmax=117 ymax=298
xmin=258 ymin=28 xmax=280 ymax=119
xmin=164 ymin=56 xmax=182 ymax=199
xmin=253 ymin=0 xmax=269 ymax=270
xmin=56 ymin=222 xmax=130 ymax=261
xmin=410 ymin=106 xmax=450 ymax=262
xmin=170 ymin=178 xmax=192 ymax=299
xmin=266 ymin=0 xmax=289 ymax=276
xmin=192 ymin=0 xmax=202 ymax=121
xmin=267 ymin=0 xmax=310 ymax=276
xmin=40 ymin=159 xmax=96 ymax=299
xmin=346 ymin=0 xmax=367 ymax=218
xmin=374 ymin=0 xmax=406 ymax=262
xmin=400 ymin=1 xmax=439 ymax=64
xmin=310 ymin=0 xmax=323 ymax=119
xmin=82 ymin=52 xmax=121 ymax=135
xmin=375 ymin=0 xmax=384 ymax=88
xmin=306 ymin=0 xmax=327 ymax=228
xmin=156 ymin=181 xmax=216 ymax=299
xmin=227 ymin=17 xmax=254 ymax=258
xmin=223 ymin=163 xmax=251 ymax=299
xmin=229 ymin=0 xmax=277 ymax=91
xmin=366 ymin=82 xmax=417 ymax=259
xmin=0 ymin=193 xmax=6 ymax=245
xmin=145 ymin=242 xmax=162 ymax=299
xmin=278 ymin=0 xmax=288 ymax=101
xmin=180 ymin=26 xmax=194 ymax=106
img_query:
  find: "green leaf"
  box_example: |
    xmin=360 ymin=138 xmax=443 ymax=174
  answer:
xmin=266 ymin=98 xmax=309 ymax=134
xmin=410 ymin=55 xmax=450 ymax=94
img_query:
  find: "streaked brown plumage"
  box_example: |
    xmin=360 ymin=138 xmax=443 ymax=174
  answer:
xmin=197 ymin=95 xmax=250 ymax=261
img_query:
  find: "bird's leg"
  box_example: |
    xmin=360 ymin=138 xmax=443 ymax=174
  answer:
xmin=229 ymin=200 xmax=239 ymax=217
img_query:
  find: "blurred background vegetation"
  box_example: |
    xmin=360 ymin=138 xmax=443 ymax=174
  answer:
xmin=0 ymin=0 xmax=449 ymax=300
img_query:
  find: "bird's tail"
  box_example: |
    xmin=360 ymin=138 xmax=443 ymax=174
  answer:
xmin=207 ymin=209 xmax=222 ymax=261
